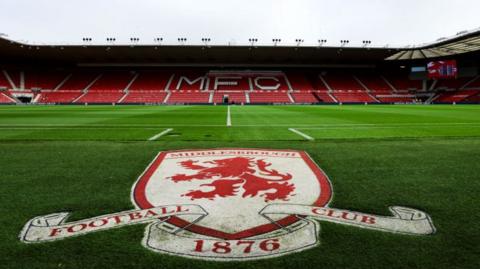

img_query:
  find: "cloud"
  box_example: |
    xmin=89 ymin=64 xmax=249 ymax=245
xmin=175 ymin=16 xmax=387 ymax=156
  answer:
xmin=0 ymin=0 xmax=478 ymax=47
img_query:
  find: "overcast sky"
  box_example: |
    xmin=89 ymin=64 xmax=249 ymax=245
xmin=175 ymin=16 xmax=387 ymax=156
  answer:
xmin=0 ymin=0 xmax=478 ymax=47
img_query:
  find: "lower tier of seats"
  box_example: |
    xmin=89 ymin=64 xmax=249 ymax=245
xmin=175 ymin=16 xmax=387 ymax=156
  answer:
xmin=121 ymin=91 xmax=167 ymax=103
xmin=3 ymin=89 xmax=480 ymax=104
xmin=75 ymin=91 xmax=125 ymax=103
xmin=332 ymin=90 xmax=377 ymax=103
xmin=212 ymin=92 xmax=246 ymax=104
xmin=291 ymin=92 xmax=319 ymax=103
xmin=435 ymin=90 xmax=479 ymax=103
xmin=166 ymin=91 xmax=210 ymax=104
xmin=38 ymin=91 xmax=83 ymax=103
xmin=0 ymin=92 xmax=16 ymax=103
xmin=249 ymin=91 xmax=291 ymax=103
xmin=375 ymin=95 xmax=415 ymax=103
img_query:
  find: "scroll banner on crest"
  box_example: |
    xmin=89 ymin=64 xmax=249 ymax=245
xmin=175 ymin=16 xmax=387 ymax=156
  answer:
xmin=20 ymin=204 xmax=435 ymax=260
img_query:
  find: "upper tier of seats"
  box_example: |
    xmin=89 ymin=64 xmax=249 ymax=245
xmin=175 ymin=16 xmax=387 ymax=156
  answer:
xmin=88 ymin=72 xmax=135 ymax=92
xmin=465 ymin=76 xmax=480 ymax=89
xmin=384 ymin=74 xmax=422 ymax=91
xmin=129 ymin=72 xmax=171 ymax=91
xmin=25 ymin=71 xmax=68 ymax=90
xmin=322 ymin=73 xmax=364 ymax=91
xmin=0 ymin=72 xmax=12 ymax=88
xmin=356 ymin=74 xmax=393 ymax=93
xmin=434 ymin=77 xmax=472 ymax=90
xmin=5 ymin=71 xmax=20 ymax=89
xmin=57 ymin=72 xmax=99 ymax=91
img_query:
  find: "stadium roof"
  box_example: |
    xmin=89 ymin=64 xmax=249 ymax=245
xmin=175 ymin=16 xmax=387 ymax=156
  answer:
xmin=386 ymin=28 xmax=480 ymax=60
xmin=0 ymin=36 xmax=396 ymax=67
xmin=1 ymin=29 xmax=479 ymax=66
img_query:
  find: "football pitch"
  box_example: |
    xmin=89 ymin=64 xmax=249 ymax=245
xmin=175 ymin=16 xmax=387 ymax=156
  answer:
xmin=1 ymin=105 xmax=479 ymax=269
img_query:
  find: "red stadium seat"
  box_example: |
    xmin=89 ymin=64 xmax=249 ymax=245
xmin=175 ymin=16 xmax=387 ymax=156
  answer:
xmin=166 ymin=91 xmax=210 ymax=104
xmin=38 ymin=91 xmax=83 ymax=103
xmin=25 ymin=71 xmax=69 ymax=90
xmin=0 ymin=68 xmax=478 ymax=104
xmin=128 ymin=71 xmax=171 ymax=91
xmin=0 ymin=92 xmax=16 ymax=103
xmin=121 ymin=91 xmax=167 ymax=104
xmin=249 ymin=91 xmax=292 ymax=103
xmin=291 ymin=92 xmax=319 ymax=103
xmin=212 ymin=92 xmax=246 ymax=104
xmin=0 ymin=71 xmax=13 ymax=89
xmin=435 ymin=90 xmax=479 ymax=103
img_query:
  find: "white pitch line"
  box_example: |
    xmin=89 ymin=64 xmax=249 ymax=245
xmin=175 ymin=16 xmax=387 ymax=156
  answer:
xmin=1 ymin=122 xmax=480 ymax=128
xmin=226 ymin=106 xmax=232 ymax=127
xmin=148 ymin=128 xmax=173 ymax=141
xmin=289 ymin=128 xmax=314 ymax=141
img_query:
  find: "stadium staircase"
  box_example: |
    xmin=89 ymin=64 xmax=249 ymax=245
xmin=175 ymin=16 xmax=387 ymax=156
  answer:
xmin=2 ymin=70 xmax=18 ymax=90
xmin=0 ymin=92 xmax=16 ymax=103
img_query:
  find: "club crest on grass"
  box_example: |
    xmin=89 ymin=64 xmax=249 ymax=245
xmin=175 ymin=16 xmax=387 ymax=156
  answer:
xmin=20 ymin=148 xmax=436 ymax=261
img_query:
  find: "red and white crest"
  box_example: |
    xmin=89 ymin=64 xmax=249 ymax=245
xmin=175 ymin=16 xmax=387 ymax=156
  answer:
xmin=20 ymin=148 xmax=435 ymax=261
xmin=132 ymin=149 xmax=332 ymax=240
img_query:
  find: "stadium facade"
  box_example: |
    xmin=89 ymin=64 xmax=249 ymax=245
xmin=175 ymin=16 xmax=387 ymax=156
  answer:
xmin=0 ymin=30 xmax=479 ymax=105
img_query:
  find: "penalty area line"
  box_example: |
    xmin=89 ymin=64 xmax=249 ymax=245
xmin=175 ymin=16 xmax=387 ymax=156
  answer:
xmin=288 ymin=128 xmax=314 ymax=141
xmin=148 ymin=128 xmax=173 ymax=141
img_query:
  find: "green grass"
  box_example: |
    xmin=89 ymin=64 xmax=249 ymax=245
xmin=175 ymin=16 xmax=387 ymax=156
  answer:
xmin=0 ymin=104 xmax=479 ymax=269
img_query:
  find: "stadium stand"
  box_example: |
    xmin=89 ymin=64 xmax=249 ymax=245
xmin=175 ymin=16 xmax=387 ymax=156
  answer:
xmin=4 ymin=70 xmax=20 ymax=89
xmin=434 ymin=77 xmax=472 ymax=90
xmin=356 ymin=74 xmax=393 ymax=93
xmin=0 ymin=71 xmax=12 ymax=89
xmin=166 ymin=91 xmax=210 ymax=104
xmin=208 ymin=74 xmax=251 ymax=91
xmin=38 ymin=91 xmax=83 ymax=103
xmin=121 ymin=91 xmax=168 ymax=104
xmin=321 ymin=73 xmax=377 ymax=103
xmin=0 ymin=92 xmax=16 ymax=103
xmin=291 ymin=92 xmax=320 ymax=103
xmin=434 ymin=89 xmax=479 ymax=103
xmin=383 ymin=73 xmax=423 ymax=92
xmin=212 ymin=92 xmax=246 ymax=104
xmin=169 ymin=72 xmax=206 ymax=91
xmin=75 ymin=71 xmax=134 ymax=103
xmin=128 ymin=71 xmax=171 ymax=91
xmin=57 ymin=72 xmax=99 ymax=91
xmin=464 ymin=92 xmax=480 ymax=102
xmin=37 ymin=72 xmax=99 ymax=103
xmin=249 ymin=91 xmax=292 ymax=103
xmin=0 ymin=68 xmax=479 ymax=104
xmin=356 ymin=73 xmax=415 ymax=103
xmin=25 ymin=71 xmax=68 ymax=90
xmin=120 ymin=71 xmax=170 ymax=104
xmin=464 ymin=76 xmax=480 ymax=89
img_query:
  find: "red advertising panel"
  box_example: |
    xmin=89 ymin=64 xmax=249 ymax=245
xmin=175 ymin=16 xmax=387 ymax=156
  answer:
xmin=427 ymin=60 xmax=458 ymax=79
